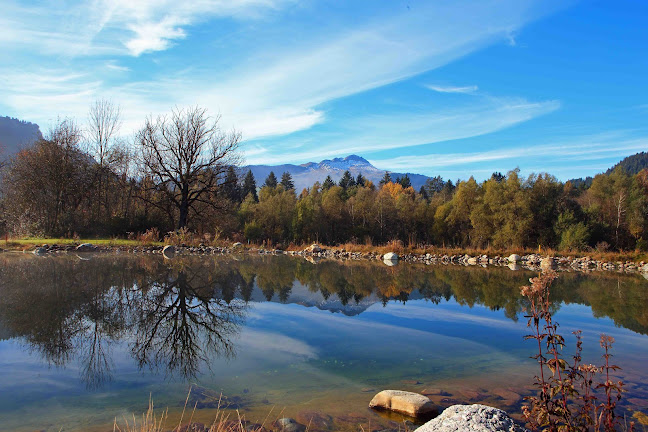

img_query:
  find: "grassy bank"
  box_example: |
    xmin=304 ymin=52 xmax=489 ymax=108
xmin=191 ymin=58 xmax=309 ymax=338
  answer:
xmin=2 ymin=237 xmax=163 ymax=250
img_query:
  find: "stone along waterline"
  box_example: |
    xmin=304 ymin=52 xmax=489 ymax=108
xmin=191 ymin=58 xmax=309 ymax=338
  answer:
xmin=0 ymin=254 xmax=647 ymax=431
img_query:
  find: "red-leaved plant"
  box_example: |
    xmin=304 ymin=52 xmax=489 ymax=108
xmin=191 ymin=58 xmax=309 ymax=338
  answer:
xmin=520 ymin=270 xmax=632 ymax=432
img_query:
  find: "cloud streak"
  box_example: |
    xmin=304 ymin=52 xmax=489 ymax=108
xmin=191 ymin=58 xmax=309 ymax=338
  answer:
xmin=426 ymin=84 xmax=479 ymax=94
xmin=244 ymin=96 xmax=560 ymax=165
xmin=369 ymin=132 xmax=648 ymax=177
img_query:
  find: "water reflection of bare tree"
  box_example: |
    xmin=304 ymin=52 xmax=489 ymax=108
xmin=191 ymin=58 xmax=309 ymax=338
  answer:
xmin=132 ymin=263 xmax=247 ymax=378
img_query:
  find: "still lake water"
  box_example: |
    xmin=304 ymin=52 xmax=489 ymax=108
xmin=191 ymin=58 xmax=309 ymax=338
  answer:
xmin=0 ymin=253 xmax=647 ymax=431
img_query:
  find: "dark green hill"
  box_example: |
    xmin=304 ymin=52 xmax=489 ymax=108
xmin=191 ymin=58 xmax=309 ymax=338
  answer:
xmin=0 ymin=116 xmax=42 ymax=156
xmin=568 ymin=151 xmax=648 ymax=188
xmin=606 ymin=151 xmax=648 ymax=175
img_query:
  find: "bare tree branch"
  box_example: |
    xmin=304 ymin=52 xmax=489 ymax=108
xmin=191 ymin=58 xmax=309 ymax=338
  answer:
xmin=137 ymin=106 xmax=242 ymax=229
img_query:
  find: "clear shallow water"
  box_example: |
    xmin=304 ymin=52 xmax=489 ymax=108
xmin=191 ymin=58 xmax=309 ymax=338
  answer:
xmin=0 ymin=254 xmax=647 ymax=431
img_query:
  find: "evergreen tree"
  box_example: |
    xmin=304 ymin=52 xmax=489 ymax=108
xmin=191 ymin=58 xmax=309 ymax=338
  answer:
xmin=339 ymin=170 xmax=355 ymax=189
xmin=419 ymin=185 xmax=429 ymax=200
xmin=222 ymin=166 xmax=242 ymax=202
xmin=491 ymin=172 xmax=505 ymax=182
xmin=424 ymin=176 xmax=444 ymax=196
xmin=242 ymin=170 xmax=258 ymax=202
xmin=322 ymin=175 xmax=335 ymax=190
xmin=379 ymin=172 xmax=392 ymax=186
xmin=355 ymin=173 xmax=366 ymax=187
xmin=280 ymin=171 xmax=295 ymax=190
xmin=263 ymin=171 xmax=278 ymax=188
xmin=398 ymin=174 xmax=411 ymax=188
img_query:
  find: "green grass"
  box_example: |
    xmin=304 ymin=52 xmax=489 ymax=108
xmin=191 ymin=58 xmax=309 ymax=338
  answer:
xmin=3 ymin=237 xmax=163 ymax=250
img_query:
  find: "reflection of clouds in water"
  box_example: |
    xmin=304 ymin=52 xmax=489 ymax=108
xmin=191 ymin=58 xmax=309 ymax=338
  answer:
xmin=249 ymin=302 xmax=515 ymax=361
xmin=370 ymin=302 xmax=519 ymax=329
xmin=237 ymin=328 xmax=318 ymax=360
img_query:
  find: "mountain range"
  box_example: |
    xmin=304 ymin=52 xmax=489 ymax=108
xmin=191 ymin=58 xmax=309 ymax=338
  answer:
xmin=244 ymin=155 xmax=431 ymax=191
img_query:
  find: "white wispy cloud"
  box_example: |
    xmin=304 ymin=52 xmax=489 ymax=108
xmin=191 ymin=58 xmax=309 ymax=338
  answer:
xmin=369 ymin=132 xmax=648 ymax=173
xmin=426 ymin=84 xmax=479 ymax=94
xmin=0 ymin=0 xmax=567 ymax=145
xmin=0 ymin=0 xmax=293 ymax=57
xmin=244 ymin=97 xmax=560 ymax=165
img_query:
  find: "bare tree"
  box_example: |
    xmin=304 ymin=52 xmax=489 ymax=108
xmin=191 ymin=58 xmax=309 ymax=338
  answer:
xmin=87 ymin=99 xmax=122 ymax=168
xmin=137 ymin=106 xmax=242 ymax=229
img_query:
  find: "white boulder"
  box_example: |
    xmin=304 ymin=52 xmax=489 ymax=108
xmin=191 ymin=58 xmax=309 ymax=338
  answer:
xmin=414 ymin=404 xmax=528 ymax=432
xmin=383 ymin=252 xmax=399 ymax=261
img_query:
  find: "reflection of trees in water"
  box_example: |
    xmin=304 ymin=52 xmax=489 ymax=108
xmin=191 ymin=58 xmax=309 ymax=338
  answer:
xmin=0 ymin=254 xmax=647 ymax=389
xmin=0 ymin=256 xmax=248 ymax=388
xmin=132 ymin=263 xmax=246 ymax=378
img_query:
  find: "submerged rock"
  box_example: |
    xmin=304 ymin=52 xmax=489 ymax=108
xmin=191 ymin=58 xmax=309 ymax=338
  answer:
xmin=369 ymin=390 xmax=436 ymax=417
xmin=162 ymin=245 xmax=176 ymax=258
xmin=273 ymin=418 xmax=305 ymax=432
xmin=414 ymin=404 xmax=528 ymax=432
xmin=173 ymin=422 xmax=206 ymax=432
xmin=296 ymin=411 xmax=333 ymax=430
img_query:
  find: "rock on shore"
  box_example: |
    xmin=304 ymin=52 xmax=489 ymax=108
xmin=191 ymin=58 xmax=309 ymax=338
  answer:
xmin=414 ymin=404 xmax=528 ymax=432
xmin=369 ymin=390 xmax=436 ymax=417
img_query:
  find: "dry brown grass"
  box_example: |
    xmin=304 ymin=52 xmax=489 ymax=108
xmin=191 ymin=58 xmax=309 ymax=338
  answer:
xmin=113 ymin=390 xmax=272 ymax=432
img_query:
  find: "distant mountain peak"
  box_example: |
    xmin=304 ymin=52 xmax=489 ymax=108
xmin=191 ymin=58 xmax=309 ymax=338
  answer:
xmin=318 ymin=154 xmax=373 ymax=170
xmin=244 ymin=154 xmax=431 ymax=192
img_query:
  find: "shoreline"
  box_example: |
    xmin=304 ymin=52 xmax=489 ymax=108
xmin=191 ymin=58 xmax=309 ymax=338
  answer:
xmin=3 ymin=241 xmax=648 ymax=275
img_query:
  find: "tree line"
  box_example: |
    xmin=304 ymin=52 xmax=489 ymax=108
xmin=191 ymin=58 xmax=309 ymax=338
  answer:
xmin=1 ymin=102 xmax=647 ymax=253
xmin=224 ymin=166 xmax=648 ymax=252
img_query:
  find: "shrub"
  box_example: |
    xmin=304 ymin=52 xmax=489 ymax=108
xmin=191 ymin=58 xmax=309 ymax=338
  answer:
xmin=521 ymin=271 xmax=631 ymax=432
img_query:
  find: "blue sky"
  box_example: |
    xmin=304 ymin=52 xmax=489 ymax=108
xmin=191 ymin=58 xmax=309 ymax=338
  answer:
xmin=1 ymin=0 xmax=646 ymax=180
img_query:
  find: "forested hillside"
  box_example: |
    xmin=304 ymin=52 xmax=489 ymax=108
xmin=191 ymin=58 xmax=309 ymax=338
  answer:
xmin=0 ymin=116 xmax=42 ymax=155
xmin=606 ymin=152 xmax=648 ymax=175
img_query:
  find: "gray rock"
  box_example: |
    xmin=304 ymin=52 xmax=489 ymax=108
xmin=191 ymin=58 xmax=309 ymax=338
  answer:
xmin=162 ymin=245 xmax=176 ymax=258
xmin=273 ymin=418 xmax=305 ymax=432
xmin=414 ymin=404 xmax=528 ymax=432
xmin=232 ymin=242 xmax=243 ymax=248
xmin=540 ymin=257 xmax=556 ymax=269
xmin=304 ymin=244 xmax=322 ymax=253
xmin=33 ymin=247 xmax=48 ymax=255
xmin=76 ymin=243 xmax=96 ymax=252
xmin=369 ymin=390 xmax=436 ymax=417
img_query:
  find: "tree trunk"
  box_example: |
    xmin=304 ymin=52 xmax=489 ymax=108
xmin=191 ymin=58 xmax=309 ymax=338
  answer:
xmin=178 ymin=186 xmax=190 ymax=229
